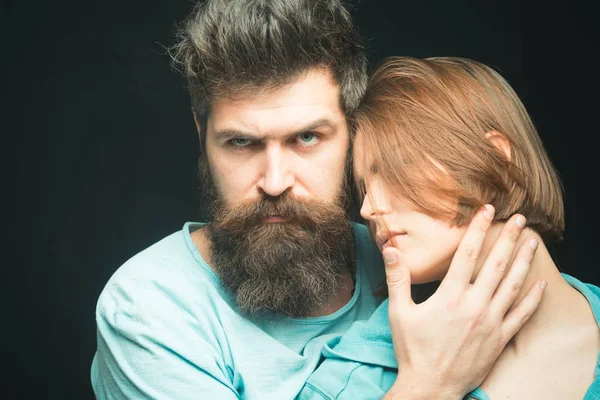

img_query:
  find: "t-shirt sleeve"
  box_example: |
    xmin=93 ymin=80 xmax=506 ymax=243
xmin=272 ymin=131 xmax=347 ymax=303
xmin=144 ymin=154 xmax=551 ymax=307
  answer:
xmin=298 ymin=359 xmax=391 ymax=400
xmin=583 ymin=375 xmax=600 ymax=400
xmin=91 ymin=278 xmax=239 ymax=399
xmin=297 ymin=300 xmax=397 ymax=400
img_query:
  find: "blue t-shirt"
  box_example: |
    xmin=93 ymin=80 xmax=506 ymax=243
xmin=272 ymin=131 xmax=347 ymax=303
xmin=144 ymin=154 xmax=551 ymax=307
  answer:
xmin=299 ymin=274 xmax=600 ymax=400
xmin=91 ymin=222 xmax=385 ymax=399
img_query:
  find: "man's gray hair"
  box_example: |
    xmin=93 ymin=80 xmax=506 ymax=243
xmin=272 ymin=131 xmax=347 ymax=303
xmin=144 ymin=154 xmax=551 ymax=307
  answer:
xmin=170 ymin=0 xmax=368 ymax=124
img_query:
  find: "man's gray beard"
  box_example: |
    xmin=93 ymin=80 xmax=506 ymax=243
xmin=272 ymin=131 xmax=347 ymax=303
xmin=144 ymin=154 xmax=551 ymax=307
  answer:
xmin=201 ymin=165 xmax=354 ymax=318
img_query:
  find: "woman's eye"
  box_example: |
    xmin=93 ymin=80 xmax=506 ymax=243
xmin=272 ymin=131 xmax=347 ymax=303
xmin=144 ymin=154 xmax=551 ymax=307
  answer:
xmin=297 ymin=132 xmax=320 ymax=146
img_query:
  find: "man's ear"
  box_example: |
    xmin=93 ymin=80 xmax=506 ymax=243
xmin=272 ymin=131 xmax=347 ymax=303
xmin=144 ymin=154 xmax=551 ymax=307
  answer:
xmin=485 ymin=130 xmax=512 ymax=161
xmin=193 ymin=110 xmax=202 ymax=135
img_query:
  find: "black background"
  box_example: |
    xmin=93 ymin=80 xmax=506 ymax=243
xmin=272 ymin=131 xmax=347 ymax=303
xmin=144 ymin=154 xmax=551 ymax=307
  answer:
xmin=5 ymin=0 xmax=599 ymax=398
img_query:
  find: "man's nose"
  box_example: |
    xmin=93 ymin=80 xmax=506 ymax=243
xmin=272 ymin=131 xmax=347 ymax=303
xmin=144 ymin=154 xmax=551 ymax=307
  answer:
xmin=257 ymin=145 xmax=295 ymax=197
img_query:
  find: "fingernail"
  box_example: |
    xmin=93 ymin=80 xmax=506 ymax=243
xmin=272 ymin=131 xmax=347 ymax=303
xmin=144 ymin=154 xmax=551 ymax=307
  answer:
xmin=383 ymin=249 xmax=397 ymax=264
xmin=529 ymin=238 xmax=539 ymax=249
xmin=541 ymin=280 xmax=548 ymax=290
xmin=516 ymin=215 xmax=526 ymax=228
xmin=484 ymin=204 xmax=495 ymax=219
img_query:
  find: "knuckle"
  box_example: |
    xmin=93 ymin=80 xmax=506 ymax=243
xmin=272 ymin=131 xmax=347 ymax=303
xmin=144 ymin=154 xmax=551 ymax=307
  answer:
xmin=520 ymin=310 xmax=532 ymax=323
xmin=513 ymin=251 xmax=534 ymax=272
xmin=484 ymin=323 xmax=498 ymax=339
xmin=445 ymin=297 xmax=462 ymax=311
xmin=493 ymin=258 xmax=509 ymax=274
xmin=506 ymin=226 xmax=520 ymax=243
xmin=523 ymin=246 xmax=536 ymax=262
xmin=515 ymin=251 xmax=533 ymax=267
xmin=474 ymin=313 xmax=489 ymax=329
xmin=510 ymin=281 xmax=522 ymax=296
xmin=468 ymin=304 xmax=486 ymax=321
xmin=463 ymin=247 xmax=480 ymax=264
xmin=510 ymin=281 xmax=523 ymax=294
xmin=386 ymin=275 xmax=407 ymax=288
xmin=499 ymin=224 xmax=520 ymax=244
xmin=476 ymin=220 xmax=489 ymax=234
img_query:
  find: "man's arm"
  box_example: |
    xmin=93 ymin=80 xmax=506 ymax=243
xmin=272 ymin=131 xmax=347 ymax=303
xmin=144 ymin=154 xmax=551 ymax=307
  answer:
xmin=91 ymin=283 xmax=239 ymax=399
xmin=383 ymin=206 xmax=545 ymax=400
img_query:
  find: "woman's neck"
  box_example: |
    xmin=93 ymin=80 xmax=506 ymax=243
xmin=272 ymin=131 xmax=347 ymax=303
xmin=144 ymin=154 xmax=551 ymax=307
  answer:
xmin=478 ymin=223 xmax=591 ymax=351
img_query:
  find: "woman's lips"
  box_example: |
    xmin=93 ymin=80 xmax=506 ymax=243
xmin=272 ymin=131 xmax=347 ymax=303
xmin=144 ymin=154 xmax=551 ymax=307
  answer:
xmin=381 ymin=234 xmax=406 ymax=250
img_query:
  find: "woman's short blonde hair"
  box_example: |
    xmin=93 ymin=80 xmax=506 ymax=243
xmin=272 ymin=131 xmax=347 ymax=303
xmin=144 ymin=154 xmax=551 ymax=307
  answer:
xmin=354 ymin=56 xmax=564 ymax=243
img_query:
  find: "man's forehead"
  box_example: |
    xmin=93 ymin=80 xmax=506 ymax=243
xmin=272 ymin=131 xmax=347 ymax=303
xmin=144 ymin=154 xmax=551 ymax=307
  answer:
xmin=208 ymin=68 xmax=345 ymax=135
xmin=209 ymin=103 xmax=340 ymax=135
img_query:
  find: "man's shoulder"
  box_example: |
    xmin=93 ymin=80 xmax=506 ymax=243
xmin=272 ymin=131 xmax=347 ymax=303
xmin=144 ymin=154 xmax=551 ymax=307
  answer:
xmin=95 ymin=224 xmax=221 ymax=325
xmin=103 ymin=226 xmax=207 ymax=288
xmin=350 ymin=222 xmax=385 ymax=295
xmin=350 ymin=221 xmax=370 ymax=241
xmin=351 ymin=222 xmax=377 ymax=253
xmin=351 ymin=221 xmax=383 ymax=265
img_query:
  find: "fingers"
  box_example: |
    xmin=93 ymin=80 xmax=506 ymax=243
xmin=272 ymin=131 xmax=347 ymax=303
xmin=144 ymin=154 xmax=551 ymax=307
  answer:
xmin=383 ymin=247 xmax=414 ymax=308
xmin=440 ymin=205 xmax=495 ymax=292
xmin=501 ymin=280 xmax=546 ymax=341
xmin=472 ymin=214 xmax=527 ymax=300
xmin=489 ymin=237 xmax=539 ymax=318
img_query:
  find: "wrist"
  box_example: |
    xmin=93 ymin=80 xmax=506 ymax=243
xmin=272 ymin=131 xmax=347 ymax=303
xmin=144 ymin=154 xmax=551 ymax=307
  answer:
xmin=384 ymin=374 xmax=463 ymax=400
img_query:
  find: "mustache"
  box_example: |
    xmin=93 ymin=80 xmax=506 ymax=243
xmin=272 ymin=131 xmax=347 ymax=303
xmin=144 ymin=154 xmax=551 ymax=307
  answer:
xmin=212 ymin=194 xmax=332 ymax=233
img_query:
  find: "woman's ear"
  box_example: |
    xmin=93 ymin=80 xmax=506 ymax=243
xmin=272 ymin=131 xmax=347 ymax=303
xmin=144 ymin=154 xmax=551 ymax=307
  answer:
xmin=485 ymin=130 xmax=512 ymax=161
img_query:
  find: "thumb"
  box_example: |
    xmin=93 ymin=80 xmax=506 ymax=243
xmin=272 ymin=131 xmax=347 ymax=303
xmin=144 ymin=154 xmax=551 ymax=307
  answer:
xmin=382 ymin=247 xmax=412 ymax=306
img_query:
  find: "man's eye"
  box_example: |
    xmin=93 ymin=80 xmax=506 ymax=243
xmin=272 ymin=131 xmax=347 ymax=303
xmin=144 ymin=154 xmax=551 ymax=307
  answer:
xmin=230 ymin=138 xmax=252 ymax=147
xmin=296 ymin=132 xmax=320 ymax=146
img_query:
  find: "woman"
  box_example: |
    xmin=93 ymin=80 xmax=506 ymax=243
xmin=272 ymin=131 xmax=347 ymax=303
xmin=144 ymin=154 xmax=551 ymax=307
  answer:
xmin=298 ymin=57 xmax=600 ymax=399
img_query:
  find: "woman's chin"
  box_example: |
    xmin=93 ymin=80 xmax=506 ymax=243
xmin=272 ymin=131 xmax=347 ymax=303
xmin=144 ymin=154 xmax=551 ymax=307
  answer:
xmin=409 ymin=265 xmax=448 ymax=285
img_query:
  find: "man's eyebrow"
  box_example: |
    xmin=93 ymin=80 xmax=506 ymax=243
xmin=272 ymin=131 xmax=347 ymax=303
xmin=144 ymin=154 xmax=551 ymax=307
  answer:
xmin=291 ymin=118 xmax=336 ymax=136
xmin=212 ymin=129 xmax=258 ymax=141
xmin=213 ymin=118 xmax=336 ymax=140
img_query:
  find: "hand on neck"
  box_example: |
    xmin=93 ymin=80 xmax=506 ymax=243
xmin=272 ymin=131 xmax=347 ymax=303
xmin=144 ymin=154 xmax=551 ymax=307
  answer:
xmin=476 ymin=222 xmax=584 ymax=346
